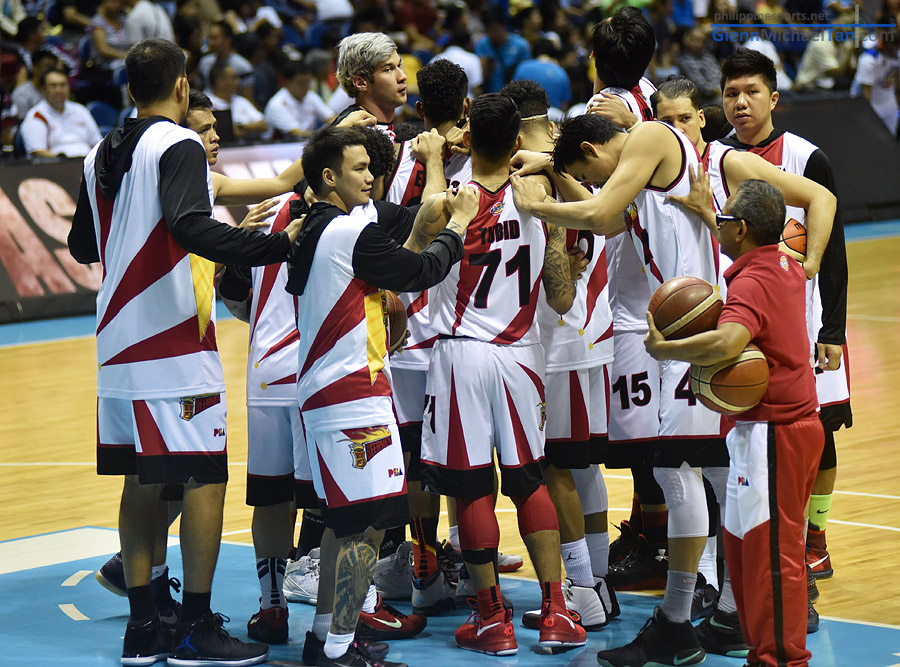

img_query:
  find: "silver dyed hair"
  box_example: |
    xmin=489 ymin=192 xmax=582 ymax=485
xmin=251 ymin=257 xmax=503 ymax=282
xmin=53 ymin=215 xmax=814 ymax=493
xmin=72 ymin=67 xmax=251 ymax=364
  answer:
xmin=336 ymin=32 xmax=398 ymax=98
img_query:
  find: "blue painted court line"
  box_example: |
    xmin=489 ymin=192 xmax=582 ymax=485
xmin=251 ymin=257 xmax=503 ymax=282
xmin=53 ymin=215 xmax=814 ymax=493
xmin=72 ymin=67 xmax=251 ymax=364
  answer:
xmin=843 ymin=219 xmax=900 ymax=242
xmin=2 ymin=531 xmax=898 ymax=667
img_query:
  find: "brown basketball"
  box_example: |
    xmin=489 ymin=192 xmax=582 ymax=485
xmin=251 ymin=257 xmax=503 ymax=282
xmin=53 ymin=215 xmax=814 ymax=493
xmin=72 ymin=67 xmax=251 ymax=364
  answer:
xmin=690 ymin=344 xmax=770 ymax=415
xmin=648 ymin=276 xmax=723 ymax=340
xmin=779 ymin=218 xmax=807 ymax=262
xmin=384 ymin=290 xmax=408 ymax=352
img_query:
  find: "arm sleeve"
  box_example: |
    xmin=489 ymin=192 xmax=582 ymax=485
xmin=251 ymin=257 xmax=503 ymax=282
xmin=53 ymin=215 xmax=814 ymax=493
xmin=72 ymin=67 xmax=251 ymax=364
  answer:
xmin=218 ymin=264 xmax=252 ymax=302
xmin=804 ymin=149 xmax=847 ymax=345
xmin=68 ymin=176 xmax=100 ymax=264
xmin=373 ymin=200 xmax=418 ymax=244
xmin=159 ymin=139 xmax=291 ymax=265
xmin=718 ymin=275 xmax=764 ymax=339
xmin=351 ymin=224 xmax=463 ymax=293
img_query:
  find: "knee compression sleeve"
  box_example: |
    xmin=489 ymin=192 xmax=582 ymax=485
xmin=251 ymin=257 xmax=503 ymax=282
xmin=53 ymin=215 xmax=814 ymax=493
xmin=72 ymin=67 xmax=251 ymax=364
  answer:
xmin=457 ymin=495 xmax=500 ymax=550
xmin=571 ymin=464 xmax=609 ymax=515
xmin=653 ymin=464 xmax=708 ymax=539
xmin=511 ymin=484 xmax=559 ymax=537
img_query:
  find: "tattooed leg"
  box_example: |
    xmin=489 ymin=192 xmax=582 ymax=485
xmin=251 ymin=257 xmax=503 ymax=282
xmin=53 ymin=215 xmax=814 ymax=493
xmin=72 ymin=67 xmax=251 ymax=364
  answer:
xmin=316 ymin=528 xmax=337 ymax=616
xmin=331 ymin=527 xmax=385 ymax=635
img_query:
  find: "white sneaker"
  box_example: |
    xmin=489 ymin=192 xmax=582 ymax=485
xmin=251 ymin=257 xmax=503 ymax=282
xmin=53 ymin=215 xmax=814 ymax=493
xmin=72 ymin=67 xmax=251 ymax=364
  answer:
xmin=595 ymin=576 xmax=620 ymax=619
xmin=521 ymin=580 xmax=608 ymax=631
xmin=497 ymin=552 xmax=523 ymax=573
xmin=283 ymin=548 xmax=319 ymax=605
xmin=411 ymin=568 xmax=455 ymax=616
xmin=373 ymin=541 xmax=412 ymax=601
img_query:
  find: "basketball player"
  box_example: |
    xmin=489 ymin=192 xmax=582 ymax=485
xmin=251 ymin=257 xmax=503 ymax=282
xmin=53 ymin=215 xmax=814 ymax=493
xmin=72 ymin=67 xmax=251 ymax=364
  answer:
xmin=512 ymin=114 xmax=725 ymax=666
xmin=418 ymin=93 xmax=587 ymax=656
xmin=284 ymin=125 xmax=478 ymax=667
xmin=717 ymin=49 xmax=850 ymax=601
xmin=645 ymin=179 xmax=824 ymax=667
xmin=68 ymin=38 xmax=306 ymax=667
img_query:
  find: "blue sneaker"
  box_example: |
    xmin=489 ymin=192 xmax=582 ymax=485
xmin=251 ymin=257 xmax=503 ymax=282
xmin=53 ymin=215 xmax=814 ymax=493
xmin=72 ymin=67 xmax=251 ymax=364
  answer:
xmin=168 ymin=613 xmax=268 ymax=667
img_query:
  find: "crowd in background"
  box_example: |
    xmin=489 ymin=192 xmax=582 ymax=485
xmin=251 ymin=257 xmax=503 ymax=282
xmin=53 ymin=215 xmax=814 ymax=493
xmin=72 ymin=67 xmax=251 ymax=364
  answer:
xmin=1 ymin=0 xmax=899 ymax=158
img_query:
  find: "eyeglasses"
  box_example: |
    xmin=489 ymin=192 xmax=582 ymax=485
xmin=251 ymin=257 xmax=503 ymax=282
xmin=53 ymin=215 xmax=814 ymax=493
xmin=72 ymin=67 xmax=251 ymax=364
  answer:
xmin=715 ymin=214 xmax=744 ymax=229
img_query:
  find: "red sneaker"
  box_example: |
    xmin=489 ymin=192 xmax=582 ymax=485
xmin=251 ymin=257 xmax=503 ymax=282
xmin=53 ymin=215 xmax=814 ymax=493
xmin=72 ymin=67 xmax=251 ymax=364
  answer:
xmin=247 ymin=606 xmax=289 ymax=644
xmin=357 ymin=594 xmax=426 ymax=641
xmin=538 ymin=601 xmax=587 ymax=649
xmin=455 ymin=607 xmax=518 ymax=656
xmin=806 ymin=528 xmax=833 ymax=579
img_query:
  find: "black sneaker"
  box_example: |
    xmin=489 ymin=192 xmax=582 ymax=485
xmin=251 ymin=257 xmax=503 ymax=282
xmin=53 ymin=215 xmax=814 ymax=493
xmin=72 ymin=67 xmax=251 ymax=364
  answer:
xmin=596 ymin=607 xmax=705 ymax=667
xmin=316 ymin=643 xmax=407 ymax=667
xmin=691 ymin=573 xmax=718 ymax=621
xmin=696 ymin=608 xmax=750 ymax=657
xmin=151 ymin=572 xmax=181 ymax=630
xmin=607 ymin=535 xmax=668 ymax=591
xmin=807 ymin=601 xmax=819 ymax=634
xmin=595 ymin=577 xmax=620 ymax=619
xmin=121 ymin=614 xmax=170 ymax=666
xmin=807 ymin=564 xmax=819 ymax=604
xmin=608 ymin=520 xmax=641 ymax=565
xmin=168 ymin=612 xmax=268 ymax=666
xmin=302 ymin=631 xmax=390 ymax=667
xmin=98 ymin=551 xmax=127 ymax=597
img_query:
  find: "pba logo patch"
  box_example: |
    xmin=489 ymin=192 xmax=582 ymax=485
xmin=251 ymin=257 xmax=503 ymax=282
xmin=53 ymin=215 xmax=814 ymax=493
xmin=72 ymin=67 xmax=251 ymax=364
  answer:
xmin=388 ymin=467 xmax=404 ymax=478
xmin=737 ymin=476 xmax=750 ymax=487
xmin=342 ymin=426 xmax=393 ymax=469
xmin=780 ymin=256 xmax=789 ymax=272
xmin=179 ymin=393 xmax=221 ymax=421
xmin=490 ymin=200 xmax=505 ymax=216
xmin=213 ymin=427 xmax=226 ymax=437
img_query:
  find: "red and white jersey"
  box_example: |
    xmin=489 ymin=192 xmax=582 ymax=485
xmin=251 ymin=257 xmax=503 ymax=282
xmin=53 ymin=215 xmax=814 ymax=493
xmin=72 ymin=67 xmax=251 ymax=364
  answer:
xmin=588 ymin=77 xmax=656 ymax=124
xmin=247 ymin=194 xmax=301 ymax=407
xmin=429 ymin=180 xmax=547 ymax=346
xmin=83 ymin=123 xmax=222 ymax=399
xmin=385 ymin=140 xmax=427 ymax=207
xmin=702 ymin=140 xmax=736 ymax=215
xmin=295 ymin=202 xmax=395 ymax=430
xmin=391 ymin=152 xmax=473 ymax=371
xmin=630 ymin=122 xmax=719 ymax=291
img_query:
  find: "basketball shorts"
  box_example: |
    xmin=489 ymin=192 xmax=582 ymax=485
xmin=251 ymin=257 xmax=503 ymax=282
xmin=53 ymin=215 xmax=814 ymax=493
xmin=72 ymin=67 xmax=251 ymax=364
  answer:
xmin=544 ymin=365 xmax=610 ymax=469
xmin=305 ymin=421 xmax=409 ymax=538
xmin=246 ymin=405 xmax=315 ymax=508
xmin=605 ymin=332 xmax=660 ymax=469
xmin=97 ymin=393 xmax=228 ymax=485
xmin=420 ymin=338 xmax=546 ymax=499
xmin=392 ymin=368 xmax=427 ymax=428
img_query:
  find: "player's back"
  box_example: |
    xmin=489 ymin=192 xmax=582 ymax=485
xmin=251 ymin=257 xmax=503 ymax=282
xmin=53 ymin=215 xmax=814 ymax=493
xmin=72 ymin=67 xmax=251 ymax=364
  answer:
xmin=429 ymin=180 xmax=546 ymax=346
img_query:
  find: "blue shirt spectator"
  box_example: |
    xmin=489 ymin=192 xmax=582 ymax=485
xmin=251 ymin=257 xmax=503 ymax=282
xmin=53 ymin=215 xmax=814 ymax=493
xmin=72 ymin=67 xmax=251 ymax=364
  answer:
xmin=512 ymin=39 xmax=571 ymax=110
xmin=475 ymin=6 xmax=531 ymax=93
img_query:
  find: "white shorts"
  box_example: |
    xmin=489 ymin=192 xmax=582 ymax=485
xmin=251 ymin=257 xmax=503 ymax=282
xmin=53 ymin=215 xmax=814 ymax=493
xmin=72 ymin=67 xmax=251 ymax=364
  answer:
xmin=607 ymin=332 xmax=660 ymax=443
xmin=420 ymin=338 xmax=546 ymax=497
xmin=392 ymin=368 xmax=427 ymax=427
xmin=815 ymin=349 xmax=851 ymax=407
xmin=545 ymin=368 xmax=591 ymax=442
xmin=247 ymin=405 xmax=312 ymax=506
xmin=97 ymin=393 xmax=228 ymax=484
xmin=588 ymin=364 xmax=610 ymax=439
xmin=659 ymin=359 xmax=722 ymax=440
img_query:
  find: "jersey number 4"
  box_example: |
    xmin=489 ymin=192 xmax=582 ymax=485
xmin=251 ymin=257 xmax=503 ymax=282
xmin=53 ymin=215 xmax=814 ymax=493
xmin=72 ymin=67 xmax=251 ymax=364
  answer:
xmin=611 ymin=369 xmax=696 ymax=410
xmin=469 ymin=245 xmax=531 ymax=309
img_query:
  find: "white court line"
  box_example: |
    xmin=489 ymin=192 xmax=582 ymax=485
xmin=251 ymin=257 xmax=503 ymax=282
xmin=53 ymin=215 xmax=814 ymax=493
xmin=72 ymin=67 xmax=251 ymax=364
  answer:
xmin=828 ymin=519 xmax=900 ymax=533
xmin=61 ymin=570 xmax=92 ymax=587
xmin=58 ymin=604 xmax=89 ymax=621
xmin=834 ymin=490 xmax=900 ymax=501
xmin=847 ymin=314 xmax=900 ymax=323
xmin=222 ymin=529 xmax=252 ymax=536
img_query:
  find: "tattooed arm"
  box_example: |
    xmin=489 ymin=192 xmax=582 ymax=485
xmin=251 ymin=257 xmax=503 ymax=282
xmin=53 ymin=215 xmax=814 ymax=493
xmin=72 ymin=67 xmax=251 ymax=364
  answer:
xmin=330 ymin=528 xmax=383 ymax=635
xmin=404 ymin=191 xmax=449 ymax=252
xmin=543 ymin=221 xmax=578 ymax=315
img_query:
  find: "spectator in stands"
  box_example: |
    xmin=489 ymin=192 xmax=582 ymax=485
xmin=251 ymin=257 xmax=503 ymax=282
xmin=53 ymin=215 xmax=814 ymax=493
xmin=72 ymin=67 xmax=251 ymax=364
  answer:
xmin=394 ymin=0 xmax=439 ymax=50
xmin=246 ymin=20 xmax=284 ymax=108
xmin=207 ymin=59 xmax=267 ymax=140
xmin=512 ymin=37 xmax=571 ymax=113
xmin=4 ymin=16 xmax=44 ymax=82
xmin=226 ymin=0 xmax=282 ymax=33
xmin=59 ymin=0 xmax=101 ymax=31
xmin=475 ymin=5 xmax=531 ymax=93
xmin=90 ymin=0 xmax=131 ymax=69
xmin=676 ymin=26 xmax=722 ymax=104
xmin=20 ymin=68 xmax=102 ymax=157
xmin=198 ymin=21 xmax=254 ymax=98
xmin=878 ymin=0 xmax=900 ymax=28
xmin=792 ymin=18 xmax=855 ymax=92
xmin=173 ymin=14 xmax=202 ymax=85
xmin=851 ymin=28 xmax=900 ymax=138
xmin=0 ymin=0 xmax=25 ymax=36
xmin=436 ymin=27 xmax=483 ymax=99
xmin=264 ymin=59 xmax=334 ymax=138
xmin=11 ymin=48 xmax=58 ymax=119
xmin=124 ymin=0 xmax=175 ymax=43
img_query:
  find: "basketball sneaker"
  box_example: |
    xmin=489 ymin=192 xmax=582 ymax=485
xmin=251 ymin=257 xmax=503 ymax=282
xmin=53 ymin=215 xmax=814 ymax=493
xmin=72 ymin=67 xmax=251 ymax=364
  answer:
xmin=806 ymin=528 xmax=833 ymax=579
xmin=455 ymin=607 xmax=518 ymax=656
xmin=150 ymin=571 xmax=181 ymax=630
xmin=373 ymin=541 xmax=413 ymax=601
xmin=284 ymin=548 xmax=320 ymax=605
xmin=97 ymin=551 xmax=127 ymax=597
xmin=695 ymin=607 xmax=750 ymax=657
xmin=316 ymin=643 xmax=407 ymax=667
xmin=497 ymin=552 xmax=524 ymax=573
xmin=302 ymin=632 xmax=390 ymax=667
xmin=691 ymin=572 xmax=719 ymax=621
xmin=596 ymin=607 xmax=705 ymax=667
xmin=411 ymin=568 xmax=455 ymax=616
xmin=357 ymin=594 xmax=426 ymax=641
xmin=121 ymin=613 xmax=170 ymax=667
xmin=607 ymin=535 xmax=668 ymax=591
xmin=454 ymin=566 xmax=515 ymax=612
xmin=168 ymin=612 xmax=268 ymax=666
xmin=608 ymin=520 xmax=641 ymax=565
xmin=437 ymin=540 xmax=463 ymax=584
xmin=807 ymin=601 xmax=819 ymax=634
xmin=247 ymin=605 xmax=288 ymax=644
xmin=521 ymin=580 xmax=605 ymax=630
xmin=807 ymin=564 xmax=819 ymax=604
xmin=537 ymin=599 xmax=588 ymax=649
xmin=595 ymin=576 xmax=621 ymax=620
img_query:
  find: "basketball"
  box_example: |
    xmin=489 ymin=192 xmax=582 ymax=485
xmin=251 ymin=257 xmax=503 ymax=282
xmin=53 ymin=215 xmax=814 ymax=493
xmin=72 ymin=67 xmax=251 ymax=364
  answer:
xmin=648 ymin=276 xmax=723 ymax=340
xmin=690 ymin=344 xmax=770 ymax=415
xmin=779 ymin=218 xmax=807 ymax=261
xmin=384 ymin=290 xmax=408 ymax=352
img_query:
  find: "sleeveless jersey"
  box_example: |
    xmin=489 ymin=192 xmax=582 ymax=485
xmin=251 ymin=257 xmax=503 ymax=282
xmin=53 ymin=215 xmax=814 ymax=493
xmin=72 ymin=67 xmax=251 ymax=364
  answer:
xmin=295 ymin=202 xmax=395 ymax=430
xmin=83 ymin=123 xmax=222 ymax=399
xmin=391 ymin=152 xmax=473 ymax=371
xmin=631 ymin=122 xmax=719 ymax=291
xmin=429 ymin=180 xmax=547 ymax=346
xmin=246 ymin=194 xmax=301 ymax=407
xmin=385 ymin=140 xmax=427 ymax=207
xmin=702 ymin=140 xmax=735 ymax=215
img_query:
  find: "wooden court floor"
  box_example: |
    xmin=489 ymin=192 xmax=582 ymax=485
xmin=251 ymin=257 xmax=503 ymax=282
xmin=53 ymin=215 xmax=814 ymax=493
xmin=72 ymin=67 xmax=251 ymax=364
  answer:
xmin=1 ymin=234 xmax=898 ymax=629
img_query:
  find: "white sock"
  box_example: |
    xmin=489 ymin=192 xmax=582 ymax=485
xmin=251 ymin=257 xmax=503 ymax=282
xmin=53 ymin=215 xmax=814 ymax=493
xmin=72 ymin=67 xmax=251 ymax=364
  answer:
xmin=448 ymin=525 xmax=460 ymax=551
xmin=698 ymin=536 xmax=719 ymax=590
xmin=257 ymin=557 xmax=286 ymax=609
xmin=717 ymin=561 xmax=737 ymax=614
xmin=560 ymin=538 xmax=594 ymax=588
xmin=312 ymin=613 xmax=332 ymax=641
xmin=361 ymin=584 xmax=378 ymax=614
xmin=585 ymin=531 xmax=610 ymax=579
xmin=324 ymin=631 xmax=355 ymax=659
xmin=151 ymin=564 xmax=168 ymax=580
xmin=661 ymin=570 xmax=697 ymax=624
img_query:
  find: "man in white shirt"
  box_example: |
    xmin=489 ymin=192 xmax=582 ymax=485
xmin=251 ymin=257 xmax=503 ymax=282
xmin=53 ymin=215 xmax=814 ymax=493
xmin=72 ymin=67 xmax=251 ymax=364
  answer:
xmin=20 ymin=68 xmax=103 ymax=157
xmin=264 ymin=60 xmax=334 ymax=138
xmin=11 ymin=49 xmax=59 ymax=120
xmin=207 ymin=60 xmax=267 ymax=139
xmin=436 ymin=29 xmax=483 ymax=99
xmin=198 ymin=21 xmax=255 ymax=99
xmin=852 ymin=30 xmax=900 ymax=137
xmin=125 ymin=0 xmax=174 ymax=43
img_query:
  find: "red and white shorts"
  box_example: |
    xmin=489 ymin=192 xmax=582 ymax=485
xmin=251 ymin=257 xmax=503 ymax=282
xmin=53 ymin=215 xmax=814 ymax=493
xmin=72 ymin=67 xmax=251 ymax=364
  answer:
xmin=246 ymin=404 xmax=313 ymax=507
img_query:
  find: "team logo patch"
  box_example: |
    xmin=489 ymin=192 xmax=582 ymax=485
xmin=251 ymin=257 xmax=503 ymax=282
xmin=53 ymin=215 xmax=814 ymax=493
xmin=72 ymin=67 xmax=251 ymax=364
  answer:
xmin=623 ymin=202 xmax=638 ymax=230
xmin=780 ymin=255 xmax=789 ymax=272
xmin=179 ymin=393 xmax=221 ymax=421
xmin=490 ymin=201 xmax=505 ymax=216
xmin=341 ymin=426 xmax=393 ymax=469
xmin=538 ymin=401 xmax=546 ymax=432
xmin=737 ymin=476 xmax=750 ymax=487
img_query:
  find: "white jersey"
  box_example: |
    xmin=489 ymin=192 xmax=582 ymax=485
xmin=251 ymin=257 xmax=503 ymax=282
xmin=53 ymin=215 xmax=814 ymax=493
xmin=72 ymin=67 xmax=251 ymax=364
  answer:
xmin=247 ymin=194 xmax=302 ymax=407
xmin=385 ymin=140 xmax=427 ymax=207
xmin=702 ymin=140 xmax=736 ymax=291
xmin=83 ymin=123 xmax=222 ymax=399
xmin=631 ymin=122 xmax=719 ymax=291
xmin=429 ymin=180 xmax=546 ymax=346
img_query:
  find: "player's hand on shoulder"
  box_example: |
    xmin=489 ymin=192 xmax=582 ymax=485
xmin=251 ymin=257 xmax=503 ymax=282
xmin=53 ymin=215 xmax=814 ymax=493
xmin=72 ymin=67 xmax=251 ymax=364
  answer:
xmin=337 ymin=109 xmax=377 ymax=128
xmin=587 ymin=92 xmax=638 ymax=129
xmin=285 ymin=213 xmax=306 ymax=243
xmin=239 ymin=197 xmax=280 ymax=230
xmin=510 ymin=149 xmax=551 ymax=176
xmin=666 ymin=164 xmax=711 ymax=216
xmin=445 ymin=183 xmax=479 ymax=227
xmin=411 ymin=128 xmax=447 ymax=162
xmin=510 ymin=173 xmax=548 ymax=216
xmin=644 ymin=311 xmax=667 ymax=360
xmin=445 ymin=123 xmax=469 ymax=156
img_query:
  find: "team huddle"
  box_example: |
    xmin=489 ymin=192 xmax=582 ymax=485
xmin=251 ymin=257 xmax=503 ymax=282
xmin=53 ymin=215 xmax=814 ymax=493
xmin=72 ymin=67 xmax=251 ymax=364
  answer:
xmin=68 ymin=8 xmax=851 ymax=667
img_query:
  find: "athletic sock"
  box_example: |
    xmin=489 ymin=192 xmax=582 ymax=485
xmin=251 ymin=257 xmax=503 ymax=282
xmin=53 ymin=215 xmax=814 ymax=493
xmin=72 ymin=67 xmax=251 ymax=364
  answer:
xmin=447 ymin=525 xmax=461 ymax=552
xmin=297 ymin=510 xmax=326 ymax=556
xmin=698 ymin=536 xmax=719 ymax=590
xmin=411 ymin=516 xmax=439 ymax=580
xmin=809 ymin=493 xmax=833 ymax=532
xmin=641 ymin=507 xmax=668 ymax=546
xmin=717 ymin=562 xmax=737 ymax=614
xmin=127 ymin=584 xmax=154 ymax=623
xmin=312 ymin=613 xmax=332 ymax=641
xmin=476 ymin=585 xmax=505 ymax=621
xmin=661 ymin=570 xmax=696 ymax=624
xmin=561 ymin=538 xmax=594 ymax=587
xmin=257 ymin=557 xmax=286 ymax=609
xmin=361 ymin=584 xmax=378 ymax=614
xmin=541 ymin=580 xmax=566 ymax=608
xmin=379 ymin=526 xmax=406 ymax=559
xmin=181 ymin=591 xmax=211 ymax=623
xmin=324 ymin=631 xmax=355 ymax=659
xmin=585 ymin=531 xmax=610 ymax=579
